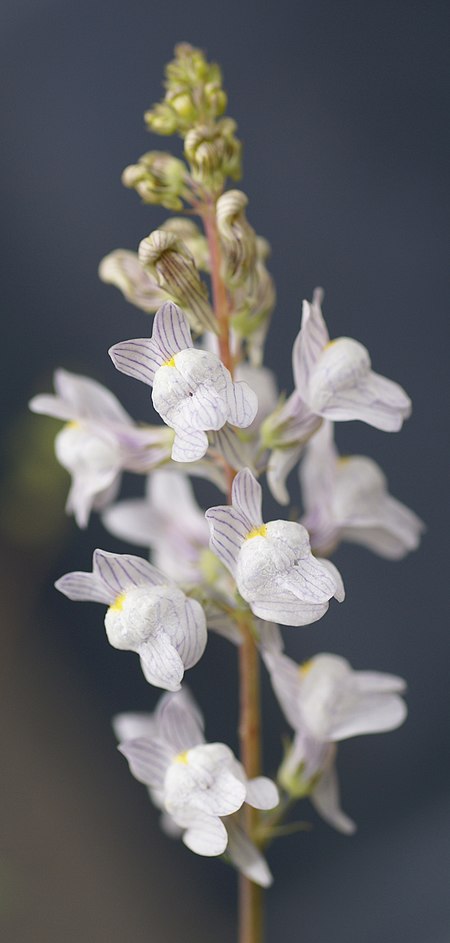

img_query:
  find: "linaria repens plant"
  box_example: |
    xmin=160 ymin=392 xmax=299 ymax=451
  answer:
xmin=30 ymin=43 xmax=425 ymax=943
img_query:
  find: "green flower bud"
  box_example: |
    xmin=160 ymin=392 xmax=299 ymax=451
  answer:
xmin=138 ymin=229 xmax=216 ymax=334
xmin=121 ymin=151 xmax=188 ymax=211
xmin=184 ymin=118 xmax=242 ymax=191
xmin=144 ymin=102 xmax=179 ymax=136
xmin=216 ymin=189 xmax=257 ymax=288
xmin=160 ymin=217 xmax=210 ymax=271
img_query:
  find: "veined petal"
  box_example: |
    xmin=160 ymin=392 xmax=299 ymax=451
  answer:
xmin=173 ymin=598 xmax=207 ymax=670
xmin=317 ymin=558 xmax=345 ymax=602
xmin=225 ymin=379 xmax=258 ymax=429
xmin=262 ymin=650 xmax=302 ymax=730
xmin=250 ymin=595 xmax=330 ymax=627
xmin=152 ymin=301 xmax=193 ymax=358
xmin=225 ymin=820 xmax=273 ymax=887
xmin=54 ymin=570 xmax=111 ymax=604
xmin=266 ymin=444 xmax=303 ymax=506
xmin=232 ymin=469 xmax=264 ymax=530
xmin=109 ymin=338 xmax=164 ymax=387
xmin=181 ymin=813 xmax=228 ymax=856
xmin=171 ymin=427 xmax=209 ymax=462
xmin=93 ymin=549 xmax=166 ymax=596
xmin=211 ymin=425 xmax=257 ymax=473
xmin=317 ymin=369 xmax=412 ymax=432
xmin=246 ymin=776 xmax=279 ymax=810
xmin=292 ymin=292 xmax=329 ymax=391
xmin=311 ymin=760 xmax=356 ymax=835
xmin=118 ymin=736 xmax=173 ymax=789
xmin=53 ymin=369 xmax=133 ymax=425
xmin=138 ymin=632 xmax=185 ymax=691
xmin=282 ymin=555 xmax=340 ymax=604
xmin=155 ymin=689 xmax=205 ymax=753
xmin=205 ymin=506 xmax=249 ymax=575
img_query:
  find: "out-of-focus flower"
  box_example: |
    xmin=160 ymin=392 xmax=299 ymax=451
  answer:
xmin=29 ymin=369 xmax=173 ymax=527
xmin=116 ymin=688 xmax=277 ymax=881
xmin=109 ymin=302 xmax=258 ymax=462
xmin=262 ymin=634 xmax=406 ymax=833
xmin=55 ymin=549 xmax=207 ymax=691
xmin=98 ymin=249 xmax=169 ymax=313
xmin=293 ymin=289 xmax=411 ymax=431
xmin=206 ymin=468 xmax=344 ymax=626
xmin=300 ymin=422 xmax=425 ymax=557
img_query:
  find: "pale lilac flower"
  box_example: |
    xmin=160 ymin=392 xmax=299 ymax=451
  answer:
xmin=29 ymin=369 xmax=172 ymax=527
xmin=262 ymin=637 xmax=406 ymax=833
xmin=109 ymin=301 xmax=258 ymax=463
xmin=206 ymin=468 xmax=344 ymax=626
xmin=293 ymin=289 xmax=411 ymax=431
xmin=102 ymin=469 xmax=210 ymax=583
xmin=117 ymin=688 xmax=278 ymax=877
xmin=300 ymin=422 xmax=425 ymax=557
xmin=55 ymin=550 xmax=207 ymax=691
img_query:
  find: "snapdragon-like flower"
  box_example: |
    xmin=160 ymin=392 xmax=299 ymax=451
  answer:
xmin=206 ymin=468 xmax=344 ymax=626
xmin=102 ymin=469 xmax=210 ymax=583
xmin=55 ymin=550 xmax=207 ymax=691
xmin=29 ymin=369 xmax=173 ymax=527
xmin=293 ymin=289 xmax=412 ymax=431
xmin=300 ymin=422 xmax=425 ymax=558
xmin=262 ymin=632 xmax=406 ymax=832
xmin=109 ymin=301 xmax=258 ymax=462
xmin=116 ymin=688 xmax=277 ymax=883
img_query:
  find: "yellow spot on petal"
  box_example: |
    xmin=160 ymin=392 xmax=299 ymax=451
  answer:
xmin=245 ymin=524 xmax=267 ymax=541
xmin=109 ymin=593 xmax=126 ymax=612
xmin=337 ymin=455 xmax=351 ymax=466
xmin=175 ymin=750 xmax=190 ymax=765
xmin=163 ymin=356 xmax=176 ymax=368
xmin=323 ymin=339 xmax=338 ymax=351
xmin=299 ymin=659 xmax=314 ymax=677
xmin=66 ymin=420 xmax=80 ymax=430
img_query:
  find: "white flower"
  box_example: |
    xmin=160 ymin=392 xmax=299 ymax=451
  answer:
xmin=116 ymin=689 xmax=278 ymax=882
xmin=206 ymin=468 xmax=344 ymax=626
xmin=55 ymin=550 xmax=207 ymax=691
xmin=102 ymin=469 xmax=210 ymax=583
xmin=29 ymin=369 xmax=172 ymax=527
xmin=98 ymin=249 xmax=169 ymax=312
xmin=262 ymin=636 xmax=407 ymax=833
xmin=300 ymin=422 xmax=425 ymax=557
xmin=293 ymin=289 xmax=411 ymax=432
xmin=109 ymin=301 xmax=258 ymax=462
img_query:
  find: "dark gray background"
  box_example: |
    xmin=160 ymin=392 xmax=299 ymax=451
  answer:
xmin=1 ymin=1 xmax=449 ymax=941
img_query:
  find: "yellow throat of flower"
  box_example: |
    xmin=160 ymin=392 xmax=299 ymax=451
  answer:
xmin=245 ymin=524 xmax=267 ymax=541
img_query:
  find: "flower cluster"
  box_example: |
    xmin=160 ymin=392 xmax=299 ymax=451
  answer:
xmin=30 ymin=44 xmax=423 ymax=904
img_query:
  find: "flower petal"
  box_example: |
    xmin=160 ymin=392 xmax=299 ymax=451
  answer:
xmin=171 ymin=427 xmax=209 ymax=462
xmin=211 ymin=425 xmax=257 ymax=472
xmin=318 ymin=369 xmax=412 ymax=432
xmin=112 ymin=712 xmax=156 ymax=743
xmin=181 ymin=813 xmax=228 ymax=856
xmin=250 ymin=595 xmax=330 ymax=627
xmin=355 ymin=671 xmax=406 ymax=694
xmin=118 ymin=736 xmax=173 ymax=789
xmin=292 ymin=292 xmax=329 ymax=391
xmin=172 ymin=598 xmax=207 ymax=670
xmin=155 ymin=689 xmax=205 ymax=753
xmin=205 ymin=506 xmax=249 ymax=575
xmin=225 ymin=820 xmax=273 ymax=886
xmin=54 ymin=570 xmax=111 ymax=604
xmin=311 ymin=761 xmax=356 ymax=835
xmin=267 ymin=444 xmax=303 ymax=506
xmin=53 ymin=370 xmax=133 ymax=425
xmin=138 ymin=632 xmax=185 ymax=691
xmin=328 ymin=692 xmax=407 ymax=740
xmin=152 ymin=302 xmax=193 ymax=359
xmin=225 ymin=379 xmax=258 ymax=429
xmin=109 ymin=338 xmax=164 ymax=387
xmin=245 ymin=776 xmax=279 ymax=810
xmin=232 ymin=469 xmax=264 ymax=530
xmin=93 ymin=549 xmax=166 ymax=595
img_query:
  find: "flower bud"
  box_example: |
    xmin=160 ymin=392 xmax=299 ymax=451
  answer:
xmin=138 ymin=230 xmax=216 ymax=334
xmin=216 ymin=189 xmax=257 ymax=288
xmin=184 ymin=118 xmax=242 ymax=191
xmin=160 ymin=218 xmax=210 ymax=271
xmin=144 ymin=102 xmax=179 ymax=136
xmin=122 ymin=151 xmax=188 ymax=211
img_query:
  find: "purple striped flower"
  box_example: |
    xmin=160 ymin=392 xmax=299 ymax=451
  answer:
xmin=206 ymin=469 xmax=344 ymax=627
xmin=55 ymin=550 xmax=207 ymax=691
xmin=116 ymin=688 xmax=278 ymax=877
xmin=109 ymin=302 xmax=258 ymax=462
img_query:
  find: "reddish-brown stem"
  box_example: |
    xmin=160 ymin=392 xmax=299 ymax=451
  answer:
xmin=200 ymin=199 xmax=264 ymax=943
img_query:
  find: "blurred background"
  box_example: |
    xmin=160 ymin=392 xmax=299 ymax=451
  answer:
xmin=1 ymin=1 xmax=449 ymax=940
